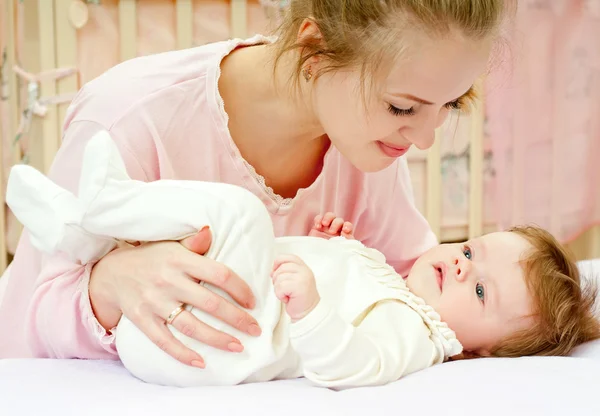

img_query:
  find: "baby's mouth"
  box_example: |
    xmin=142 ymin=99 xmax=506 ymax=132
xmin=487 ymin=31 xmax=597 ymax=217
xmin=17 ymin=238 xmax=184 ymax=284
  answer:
xmin=434 ymin=262 xmax=446 ymax=292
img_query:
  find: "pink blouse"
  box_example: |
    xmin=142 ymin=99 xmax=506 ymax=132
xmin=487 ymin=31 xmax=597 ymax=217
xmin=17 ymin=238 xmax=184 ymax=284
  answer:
xmin=0 ymin=35 xmax=437 ymax=359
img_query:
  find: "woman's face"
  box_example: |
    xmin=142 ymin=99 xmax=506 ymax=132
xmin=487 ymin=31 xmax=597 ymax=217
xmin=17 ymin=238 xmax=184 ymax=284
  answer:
xmin=312 ymin=30 xmax=492 ymax=172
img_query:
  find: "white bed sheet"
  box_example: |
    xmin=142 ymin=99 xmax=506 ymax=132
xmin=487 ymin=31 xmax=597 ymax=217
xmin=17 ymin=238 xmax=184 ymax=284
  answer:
xmin=0 ymin=356 xmax=599 ymax=415
xmin=1 ymin=259 xmax=599 ymax=416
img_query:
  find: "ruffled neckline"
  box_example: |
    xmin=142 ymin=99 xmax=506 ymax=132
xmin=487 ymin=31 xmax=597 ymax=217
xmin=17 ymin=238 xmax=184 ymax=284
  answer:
xmin=332 ymin=237 xmax=464 ymax=359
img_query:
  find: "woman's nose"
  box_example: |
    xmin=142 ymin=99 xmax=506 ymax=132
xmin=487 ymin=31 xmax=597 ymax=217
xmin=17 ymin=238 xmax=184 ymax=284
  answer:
xmin=407 ymin=131 xmax=435 ymax=150
xmin=402 ymin=109 xmax=448 ymax=151
xmin=452 ymin=256 xmax=471 ymax=282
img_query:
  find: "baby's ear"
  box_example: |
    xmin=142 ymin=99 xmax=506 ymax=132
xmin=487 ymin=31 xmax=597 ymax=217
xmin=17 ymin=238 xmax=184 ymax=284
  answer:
xmin=449 ymin=350 xmax=486 ymax=361
xmin=476 ymin=349 xmax=492 ymax=357
xmin=466 ymin=349 xmax=491 ymax=359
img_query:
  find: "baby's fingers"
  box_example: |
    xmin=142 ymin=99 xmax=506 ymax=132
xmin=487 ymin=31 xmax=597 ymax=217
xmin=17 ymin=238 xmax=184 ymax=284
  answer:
xmin=328 ymin=217 xmax=345 ymax=235
xmin=312 ymin=214 xmax=324 ymax=230
xmin=272 ymin=254 xmax=304 ymax=272
xmin=273 ymin=274 xmax=296 ymax=303
xmin=321 ymin=212 xmax=336 ymax=228
xmin=341 ymin=221 xmax=354 ymax=239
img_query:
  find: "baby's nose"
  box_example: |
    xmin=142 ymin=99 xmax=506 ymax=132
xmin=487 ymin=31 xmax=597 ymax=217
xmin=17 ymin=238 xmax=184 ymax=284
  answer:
xmin=452 ymin=257 xmax=471 ymax=282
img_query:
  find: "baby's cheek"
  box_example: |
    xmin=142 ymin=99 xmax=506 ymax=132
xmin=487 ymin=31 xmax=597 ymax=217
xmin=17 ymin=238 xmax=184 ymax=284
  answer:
xmin=434 ymin=303 xmax=476 ymax=347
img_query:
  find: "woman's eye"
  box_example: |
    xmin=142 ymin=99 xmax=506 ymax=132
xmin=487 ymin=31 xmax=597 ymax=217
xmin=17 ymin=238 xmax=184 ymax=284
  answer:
xmin=444 ymin=99 xmax=462 ymax=111
xmin=475 ymin=283 xmax=485 ymax=302
xmin=463 ymin=246 xmax=472 ymax=260
xmin=387 ymin=104 xmax=415 ymax=117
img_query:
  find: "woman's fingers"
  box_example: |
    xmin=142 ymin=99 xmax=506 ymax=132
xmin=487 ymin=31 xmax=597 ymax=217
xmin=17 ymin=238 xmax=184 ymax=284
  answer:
xmin=180 ymin=226 xmax=212 ymax=255
xmin=175 ymin=278 xmax=261 ymax=338
xmin=178 ymin=229 xmax=261 ymax=336
xmin=141 ymin=314 xmax=206 ymax=368
xmin=168 ymin=307 xmax=245 ymax=353
xmin=178 ymin=250 xmax=256 ymax=310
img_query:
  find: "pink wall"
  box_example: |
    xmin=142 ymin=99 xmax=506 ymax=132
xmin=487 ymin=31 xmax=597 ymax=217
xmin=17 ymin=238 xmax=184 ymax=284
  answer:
xmin=486 ymin=0 xmax=600 ymax=242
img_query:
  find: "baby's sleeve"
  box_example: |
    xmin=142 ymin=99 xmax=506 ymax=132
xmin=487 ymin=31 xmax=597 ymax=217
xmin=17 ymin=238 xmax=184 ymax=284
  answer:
xmin=289 ymin=299 xmax=442 ymax=389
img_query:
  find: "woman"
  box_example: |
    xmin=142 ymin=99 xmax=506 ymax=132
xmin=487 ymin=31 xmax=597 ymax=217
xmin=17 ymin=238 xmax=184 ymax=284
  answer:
xmin=0 ymin=0 xmax=511 ymax=366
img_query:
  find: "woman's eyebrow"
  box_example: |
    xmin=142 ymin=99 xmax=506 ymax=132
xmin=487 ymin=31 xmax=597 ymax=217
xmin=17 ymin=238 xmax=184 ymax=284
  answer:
xmin=389 ymin=93 xmax=433 ymax=105
xmin=389 ymin=85 xmax=476 ymax=106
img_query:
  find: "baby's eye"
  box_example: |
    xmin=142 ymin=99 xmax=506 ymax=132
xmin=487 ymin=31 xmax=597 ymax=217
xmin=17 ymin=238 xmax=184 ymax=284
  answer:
xmin=463 ymin=246 xmax=472 ymax=260
xmin=475 ymin=283 xmax=485 ymax=302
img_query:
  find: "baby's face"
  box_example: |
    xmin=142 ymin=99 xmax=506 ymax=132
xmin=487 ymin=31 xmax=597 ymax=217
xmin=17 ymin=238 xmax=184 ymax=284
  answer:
xmin=405 ymin=232 xmax=535 ymax=355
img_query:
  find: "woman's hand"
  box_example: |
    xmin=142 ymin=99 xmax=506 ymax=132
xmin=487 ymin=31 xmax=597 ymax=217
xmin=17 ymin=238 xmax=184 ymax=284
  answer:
xmin=89 ymin=227 xmax=261 ymax=368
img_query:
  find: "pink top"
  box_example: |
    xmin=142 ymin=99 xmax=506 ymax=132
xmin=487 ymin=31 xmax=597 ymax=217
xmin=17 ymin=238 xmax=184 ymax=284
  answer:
xmin=0 ymin=35 xmax=437 ymax=359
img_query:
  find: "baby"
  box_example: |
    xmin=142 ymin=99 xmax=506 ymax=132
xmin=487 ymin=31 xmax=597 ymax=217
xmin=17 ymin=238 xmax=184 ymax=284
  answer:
xmin=6 ymin=132 xmax=600 ymax=389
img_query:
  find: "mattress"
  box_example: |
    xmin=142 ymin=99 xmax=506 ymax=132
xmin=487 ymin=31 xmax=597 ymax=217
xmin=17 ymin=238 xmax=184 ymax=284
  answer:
xmin=1 ymin=259 xmax=599 ymax=416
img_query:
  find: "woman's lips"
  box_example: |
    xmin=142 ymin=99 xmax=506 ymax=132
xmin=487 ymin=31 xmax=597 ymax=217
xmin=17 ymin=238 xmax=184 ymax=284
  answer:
xmin=377 ymin=141 xmax=409 ymax=158
xmin=434 ymin=262 xmax=446 ymax=292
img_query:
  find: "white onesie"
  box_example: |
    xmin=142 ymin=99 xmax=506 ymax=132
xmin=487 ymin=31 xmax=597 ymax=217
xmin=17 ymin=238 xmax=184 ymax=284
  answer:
xmin=6 ymin=131 xmax=462 ymax=389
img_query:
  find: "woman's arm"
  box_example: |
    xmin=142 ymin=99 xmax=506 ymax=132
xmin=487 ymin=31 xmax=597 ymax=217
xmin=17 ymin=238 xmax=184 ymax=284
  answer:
xmin=21 ymin=120 xmax=259 ymax=363
xmin=23 ymin=120 xmax=138 ymax=358
xmin=290 ymin=299 xmax=440 ymax=389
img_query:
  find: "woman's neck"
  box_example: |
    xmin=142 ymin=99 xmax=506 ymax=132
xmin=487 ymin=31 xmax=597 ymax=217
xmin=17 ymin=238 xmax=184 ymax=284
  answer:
xmin=218 ymin=44 xmax=329 ymax=198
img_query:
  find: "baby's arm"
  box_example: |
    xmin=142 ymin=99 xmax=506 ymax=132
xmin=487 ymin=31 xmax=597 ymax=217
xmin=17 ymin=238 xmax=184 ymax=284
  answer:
xmin=271 ymin=255 xmax=439 ymax=388
xmin=290 ymin=300 xmax=440 ymax=389
xmin=309 ymin=212 xmax=354 ymax=239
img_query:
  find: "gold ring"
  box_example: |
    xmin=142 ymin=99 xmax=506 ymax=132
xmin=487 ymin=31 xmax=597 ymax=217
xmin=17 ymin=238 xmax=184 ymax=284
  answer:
xmin=165 ymin=304 xmax=186 ymax=325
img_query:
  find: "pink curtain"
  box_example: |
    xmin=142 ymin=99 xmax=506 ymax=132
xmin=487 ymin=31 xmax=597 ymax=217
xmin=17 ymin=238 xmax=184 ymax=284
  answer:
xmin=485 ymin=0 xmax=600 ymax=243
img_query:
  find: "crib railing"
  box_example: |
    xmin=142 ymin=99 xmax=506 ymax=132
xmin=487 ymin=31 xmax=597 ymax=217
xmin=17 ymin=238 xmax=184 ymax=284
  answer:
xmin=426 ymin=79 xmax=486 ymax=242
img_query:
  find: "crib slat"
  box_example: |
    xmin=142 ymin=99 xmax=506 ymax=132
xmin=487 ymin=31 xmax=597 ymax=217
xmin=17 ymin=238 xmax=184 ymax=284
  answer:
xmin=119 ymin=0 xmax=137 ymax=61
xmin=230 ymin=0 xmax=247 ymax=39
xmin=426 ymin=129 xmax=442 ymax=240
xmin=591 ymin=227 xmax=600 ymax=259
xmin=176 ymin=0 xmax=193 ymax=50
xmin=36 ymin=0 xmax=61 ymax=174
xmin=0 ymin=0 xmax=16 ymax=271
xmin=468 ymin=80 xmax=485 ymax=239
xmin=5 ymin=0 xmax=20 ymax=167
xmin=53 ymin=0 xmax=78 ymax=149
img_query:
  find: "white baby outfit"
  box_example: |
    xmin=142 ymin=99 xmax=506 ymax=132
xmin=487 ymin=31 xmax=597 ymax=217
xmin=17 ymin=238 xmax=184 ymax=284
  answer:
xmin=6 ymin=131 xmax=462 ymax=388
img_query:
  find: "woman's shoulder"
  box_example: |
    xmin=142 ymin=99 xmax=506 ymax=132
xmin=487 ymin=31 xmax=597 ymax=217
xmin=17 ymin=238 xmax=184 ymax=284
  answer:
xmin=64 ymin=35 xmax=272 ymax=130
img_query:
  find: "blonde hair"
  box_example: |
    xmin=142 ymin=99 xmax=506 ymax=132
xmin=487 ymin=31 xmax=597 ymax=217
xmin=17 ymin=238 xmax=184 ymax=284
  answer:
xmin=489 ymin=225 xmax=600 ymax=358
xmin=271 ymin=0 xmax=513 ymax=95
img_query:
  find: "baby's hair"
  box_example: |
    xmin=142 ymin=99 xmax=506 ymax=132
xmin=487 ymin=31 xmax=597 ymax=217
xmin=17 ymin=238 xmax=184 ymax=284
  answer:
xmin=489 ymin=225 xmax=600 ymax=358
xmin=270 ymin=0 xmax=515 ymax=99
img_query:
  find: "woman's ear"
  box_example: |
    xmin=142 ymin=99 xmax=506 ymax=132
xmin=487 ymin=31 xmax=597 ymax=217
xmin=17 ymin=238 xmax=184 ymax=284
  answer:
xmin=296 ymin=17 xmax=322 ymax=44
xmin=296 ymin=17 xmax=324 ymax=66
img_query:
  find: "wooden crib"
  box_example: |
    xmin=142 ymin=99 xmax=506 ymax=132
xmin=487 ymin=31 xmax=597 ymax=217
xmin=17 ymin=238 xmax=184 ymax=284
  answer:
xmin=1 ymin=0 xmax=599 ymax=274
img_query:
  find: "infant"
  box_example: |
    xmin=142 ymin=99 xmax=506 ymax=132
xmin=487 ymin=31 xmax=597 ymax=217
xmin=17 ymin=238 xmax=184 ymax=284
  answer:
xmin=6 ymin=132 xmax=600 ymax=389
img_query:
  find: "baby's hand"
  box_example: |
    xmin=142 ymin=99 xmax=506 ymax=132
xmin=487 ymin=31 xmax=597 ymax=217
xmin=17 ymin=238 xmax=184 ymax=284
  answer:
xmin=309 ymin=212 xmax=354 ymax=239
xmin=271 ymin=254 xmax=320 ymax=322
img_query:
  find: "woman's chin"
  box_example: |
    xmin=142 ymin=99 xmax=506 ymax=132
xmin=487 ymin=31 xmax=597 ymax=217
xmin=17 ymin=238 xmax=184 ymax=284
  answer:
xmin=350 ymin=154 xmax=397 ymax=173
